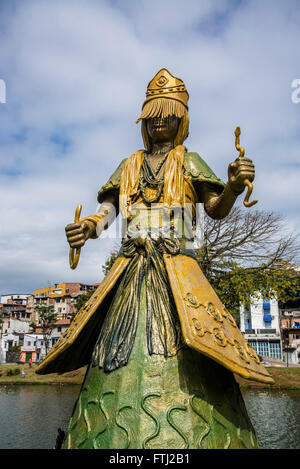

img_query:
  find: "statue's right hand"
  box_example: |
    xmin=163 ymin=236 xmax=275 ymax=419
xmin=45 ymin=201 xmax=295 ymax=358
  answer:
xmin=65 ymin=221 xmax=92 ymax=249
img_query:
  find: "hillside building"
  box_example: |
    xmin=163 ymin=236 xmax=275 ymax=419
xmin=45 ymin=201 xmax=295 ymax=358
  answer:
xmin=240 ymin=294 xmax=283 ymax=360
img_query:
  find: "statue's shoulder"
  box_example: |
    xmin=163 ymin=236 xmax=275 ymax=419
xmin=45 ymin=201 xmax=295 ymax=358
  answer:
xmin=111 ymin=158 xmax=128 ymax=180
xmin=97 ymin=158 xmax=128 ymax=203
xmin=184 ymin=151 xmax=225 ymax=187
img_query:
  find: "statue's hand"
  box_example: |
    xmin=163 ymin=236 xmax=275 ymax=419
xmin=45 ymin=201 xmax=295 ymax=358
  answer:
xmin=228 ymin=156 xmax=255 ymax=195
xmin=65 ymin=221 xmax=94 ymax=248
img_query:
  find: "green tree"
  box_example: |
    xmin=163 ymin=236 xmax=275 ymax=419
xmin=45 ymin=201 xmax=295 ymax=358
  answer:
xmin=70 ymin=290 xmax=95 ymax=321
xmin=29 ymin=321 xmax=37 ymax=332
xmin=194 ymin=208 xmax=300 ymax=319
xmin=74 ymin=290 xmax=94 ymax=311
xmin=34 ymin=304 xmax=58 ymax=356
xmin=102 ymin=250 xmax=119 ymax=276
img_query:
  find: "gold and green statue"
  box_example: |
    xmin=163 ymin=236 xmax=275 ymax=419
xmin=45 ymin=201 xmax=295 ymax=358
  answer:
xmin=36 ymin=69 xmax=273 ymax=449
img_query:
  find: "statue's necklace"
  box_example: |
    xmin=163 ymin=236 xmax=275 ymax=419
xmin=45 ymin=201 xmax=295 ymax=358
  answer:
xmin=139 ymin=151 xmax=169 ymax=204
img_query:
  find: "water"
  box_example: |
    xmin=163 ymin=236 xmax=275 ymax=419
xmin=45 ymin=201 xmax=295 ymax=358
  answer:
xmin=0 ymin=384 xmax=299 ymax=449
xmin=0 ymin=384 xmax=79 ymax=449
xmin=242 ymin=388 xmax=300 ymax=449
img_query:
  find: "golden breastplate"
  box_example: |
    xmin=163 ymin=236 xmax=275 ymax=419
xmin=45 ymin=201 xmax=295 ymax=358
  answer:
xmin=126 ymin=176 xmax=197 ymax=241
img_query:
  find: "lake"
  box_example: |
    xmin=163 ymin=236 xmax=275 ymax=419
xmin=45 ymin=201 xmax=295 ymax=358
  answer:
xmin=0 ymin=384 xmax=299 ymax=449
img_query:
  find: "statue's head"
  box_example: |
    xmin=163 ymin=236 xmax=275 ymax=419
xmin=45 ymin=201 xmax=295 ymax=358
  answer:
xmin=136 ymin=68 xmax=189 ymax=151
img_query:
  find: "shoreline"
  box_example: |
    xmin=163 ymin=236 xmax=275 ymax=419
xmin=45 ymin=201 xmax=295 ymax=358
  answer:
xmin=0 ymin=380 xmax=82 ymax=385
xmin=1 ymin=364 xmax=300 ymax=390
xmin=0 ymin=363 xmax=86 ymax=386
xmin=235 ymin=366 xmax=300 ymax=390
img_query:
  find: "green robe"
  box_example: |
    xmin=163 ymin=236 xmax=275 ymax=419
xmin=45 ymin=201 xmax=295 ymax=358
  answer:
xmin=97 ymin=152 xmax=225 ymax=204
xmin=46 ymin=151 xmax=260 ymax=449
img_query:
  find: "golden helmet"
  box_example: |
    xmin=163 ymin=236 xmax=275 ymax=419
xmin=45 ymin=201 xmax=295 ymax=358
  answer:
xmin=137 ymin=68 xmax=190 ymax=150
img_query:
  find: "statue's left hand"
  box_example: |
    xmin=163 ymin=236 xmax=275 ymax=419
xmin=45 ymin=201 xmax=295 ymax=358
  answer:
xmin=227 ymin=156 xmax=255 ymax=195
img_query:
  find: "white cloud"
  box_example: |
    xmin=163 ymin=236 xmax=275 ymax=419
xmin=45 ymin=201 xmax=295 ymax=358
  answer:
xmin=0 ymin=0 xmax=300 ymax=293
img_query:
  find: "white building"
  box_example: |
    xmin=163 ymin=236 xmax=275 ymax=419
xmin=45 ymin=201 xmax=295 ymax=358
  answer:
xmin=280 ymin=299 xmax=300 ymax=365
xmin=0 ymin=316 xmax=31 ymax=363
xmin=20 ymin=333 xmax=49 ymax=363
xmin=0 ymin=333 xmax=20 ymax=363
xmin=3 ymin=318 xmax=30 ymax=335
xmin=240 ymin=293 xmax=283 ymax=360
xmin=50 ymin=320 xmax=71 ymax=347
xmin=19 ymin=320 xmax=71 ymax=364
xmin=1 ymin=294 xmax=32 ymax=305
xmin=52 ymin=298 xmax=71 ymax=319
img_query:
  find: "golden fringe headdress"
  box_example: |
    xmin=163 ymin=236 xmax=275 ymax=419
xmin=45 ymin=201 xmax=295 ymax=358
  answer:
xmin=136 ymin=68 xmax=190 ymax=150
xmin=120 ymin=69 xmax=190 ymax=219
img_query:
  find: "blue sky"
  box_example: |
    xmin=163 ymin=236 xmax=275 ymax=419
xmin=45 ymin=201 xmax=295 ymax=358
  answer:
xmin=0 ymin=0 xmax=300 ymax=294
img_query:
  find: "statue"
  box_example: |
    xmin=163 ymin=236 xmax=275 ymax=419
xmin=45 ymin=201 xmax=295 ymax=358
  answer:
xmin=36 ymin=69 xmax=273 ymax=449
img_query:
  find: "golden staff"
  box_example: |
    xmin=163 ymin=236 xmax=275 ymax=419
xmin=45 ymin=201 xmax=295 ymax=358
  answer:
xmin=69 ymin=204 xmax=82 ymax=270
xmin=234 ymin=126 xmax=258 ymax=208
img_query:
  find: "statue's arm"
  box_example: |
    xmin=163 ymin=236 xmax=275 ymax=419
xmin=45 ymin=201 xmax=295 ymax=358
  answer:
xmin=202 ymin=155 xmax=255 ymax=220
xmin=202 ymin=182 xmax=239 ymax=220
xmin=65 ymin=192 xmax=119 ymax=249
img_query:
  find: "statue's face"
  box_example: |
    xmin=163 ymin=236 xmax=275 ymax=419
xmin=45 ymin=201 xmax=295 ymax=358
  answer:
xmin=146 ymin=115 xmax=180 ymax=145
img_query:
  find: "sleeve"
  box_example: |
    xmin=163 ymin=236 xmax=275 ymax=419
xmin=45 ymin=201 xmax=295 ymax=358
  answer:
xmin=184 ymin=152 xmax=225 ymax=198
xmin=97 ymin=158 xmax=128 ymax=204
